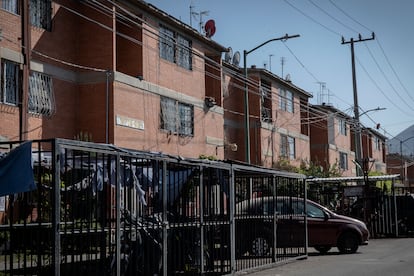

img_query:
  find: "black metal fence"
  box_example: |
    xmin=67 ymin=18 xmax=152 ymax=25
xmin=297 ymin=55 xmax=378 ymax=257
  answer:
xmin=306 ymin=175 xmax=401 ymax=239
xmin=0 ymin=139 xmax=307 ymax=275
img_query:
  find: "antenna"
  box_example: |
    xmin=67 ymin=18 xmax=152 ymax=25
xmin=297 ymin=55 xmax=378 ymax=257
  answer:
xmin=199 ymin=10 xmax=209 ymax=33
xmin=189 ymin=5 xmax=198 ymax=28
xmin=280 ymin=57 xmax=286 ymax=78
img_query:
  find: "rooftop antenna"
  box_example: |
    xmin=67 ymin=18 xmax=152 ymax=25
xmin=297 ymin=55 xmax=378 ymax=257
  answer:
xmin=189 ymin=5 xmax=198 ymax=28
xmin=199 ymin=10 xmax=209 ymax=33
xmin=317 ymin=82 xmax=327 ymax=105
xmin=280 ymin=56 xmax=286 ymax=78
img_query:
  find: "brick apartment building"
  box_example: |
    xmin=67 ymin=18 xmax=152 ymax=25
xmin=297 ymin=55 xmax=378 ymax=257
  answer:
xmin=0 ymin=0 xmax=228 ymax=159
xmin=0 ymin=0 xmax=387 ymax=175
xmin=223 ymin=63 xmax=312 ymax=168
xmin=360 ymin=127 xmax=387 ymax=174
xmin=310 ymin=104 xmax=386 ymax=176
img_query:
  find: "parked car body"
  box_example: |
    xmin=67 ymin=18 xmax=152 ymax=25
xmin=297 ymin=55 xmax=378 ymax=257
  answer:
xmin=235 ymin=196 xmax=369 ymax=255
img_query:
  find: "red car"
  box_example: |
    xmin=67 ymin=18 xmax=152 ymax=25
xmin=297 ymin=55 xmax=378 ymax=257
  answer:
xmin=235 ymin=196 xmax=369 ymax=255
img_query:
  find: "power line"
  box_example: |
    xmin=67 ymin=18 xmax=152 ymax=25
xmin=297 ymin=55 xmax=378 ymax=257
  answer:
xmin=328 ymin=0 xmax=373 ymax=33
xmin=363 ymin=42 xmax=414 ymax=111
xmin=308 ymin=0 xmax=359 ymax=34
xmin=284 ymin=0 xmax=342 ymax=37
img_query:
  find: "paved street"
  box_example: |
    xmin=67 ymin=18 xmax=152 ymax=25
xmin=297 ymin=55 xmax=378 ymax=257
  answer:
xmin=248 ymin=238 xmax=414 ymax=276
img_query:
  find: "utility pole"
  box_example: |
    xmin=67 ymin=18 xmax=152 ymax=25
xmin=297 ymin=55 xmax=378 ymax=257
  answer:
xmin=341 ymin=33 xmax=375 ymax=176
xmin=342 ymin=33 xmax=375 ymax=226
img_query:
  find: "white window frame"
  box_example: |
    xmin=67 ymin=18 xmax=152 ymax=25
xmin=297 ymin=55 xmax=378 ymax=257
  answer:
xmin=160 ymin=97 xmax=194 ymax=136
xmin=1 ymin=59 xmax=19 ymax=106
xmin=280 ymin=134 xmax=295 ymax=160
xmin=280 ymin=89 xmax=294 ymax=113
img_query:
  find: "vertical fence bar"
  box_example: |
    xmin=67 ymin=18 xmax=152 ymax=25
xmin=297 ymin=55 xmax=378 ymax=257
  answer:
xmin=162 ymin=160 xmax=168 ymax=276
xmin=115 ymin=153 xmax=121 ymax=276
xmin=229 ymin=166 xmax=236 ymax=274
xmin=392 ymin=179 xmax=398 ymax=237
xmin=304 ymin=178 xmax=308 ymax=257
xmin=199 ymin=166 xmax=205 ymax=274
xmin=53 ymin=139 xmax=61 ymax=276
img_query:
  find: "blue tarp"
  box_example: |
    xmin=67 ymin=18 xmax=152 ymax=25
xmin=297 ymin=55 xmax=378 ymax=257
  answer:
xmin=0 ymin=141 xmax=36 ymax=196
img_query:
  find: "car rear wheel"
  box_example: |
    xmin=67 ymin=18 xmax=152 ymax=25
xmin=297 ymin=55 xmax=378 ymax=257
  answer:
xmin=314 ymin=246 xmax=331 ymax=254
xmin=337 ymin=232 xmax=359 ymax=254
xmin=251 ymin=236 xmax=270 ymax=256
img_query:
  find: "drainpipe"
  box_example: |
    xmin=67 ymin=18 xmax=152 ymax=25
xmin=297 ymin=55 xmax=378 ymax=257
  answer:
xmin=20 ymin=0 xmax=30 ymax=141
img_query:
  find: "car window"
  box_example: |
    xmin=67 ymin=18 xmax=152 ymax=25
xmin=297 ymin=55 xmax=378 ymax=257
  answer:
xmin=291 ymin=201 xmax=305 ymax=215
xmin=306 ymin=202 xmax=325 ymax=218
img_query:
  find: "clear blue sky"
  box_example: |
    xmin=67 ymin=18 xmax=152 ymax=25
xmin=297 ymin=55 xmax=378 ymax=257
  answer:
xmin=146 ymin=0 xmax=414 ymax=138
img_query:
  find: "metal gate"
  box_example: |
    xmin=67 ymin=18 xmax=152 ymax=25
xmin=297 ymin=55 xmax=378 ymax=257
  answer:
xmin=307 ymin=175 xmax=400 ymax=239
xmin=0 ymin=139 xmax=308 ymax=275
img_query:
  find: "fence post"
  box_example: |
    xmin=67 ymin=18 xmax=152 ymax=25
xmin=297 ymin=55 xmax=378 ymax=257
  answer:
xmin=392 ymin=178 xmax=398 ymax=237
xmin=199 ymin=166 xmax=205 ymax=273
xmin=162 ymin=161 xmax=168 ymax=276
xmin=229 ymin=166 xmax=236 ymax=274
xmin=304 ymin=178 xmax=308 ymax=256
xmin=272 ymin=176 xmax=277 ymax=262
xmin=115 ymin=153 xmax=121 ymax=276
xmin=52 ymin=139 xmax=61 ymax=275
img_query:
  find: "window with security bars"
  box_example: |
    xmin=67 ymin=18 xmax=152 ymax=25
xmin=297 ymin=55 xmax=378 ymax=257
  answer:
xmin=30 ymin=0 xmax=51 ymax=30
xmin=159 ymin=25 xmax=192 ymax=70
xmin=279 ymin=89 xmax=294 ymax=113
xmin=1 ymin=0 xmax=19 ymax=14
xmin=339 ymin=152 xmax=348 ymax=170
xmin=260 ymin=80 xmax=272 ymax=123
xmin=280 ymin=134 xmax=295 ymax=160
xmin=29 ymin=71 xmax=55 ymax=116
xmin=1 ymin=59 xmax=20 ymax=106
xmin=160 ymin=97 xmax=194 ymax=136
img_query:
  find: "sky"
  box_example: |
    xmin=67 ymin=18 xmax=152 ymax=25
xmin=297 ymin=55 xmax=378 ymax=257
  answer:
xmin=145 ymin=0 xmax=414 ymax=139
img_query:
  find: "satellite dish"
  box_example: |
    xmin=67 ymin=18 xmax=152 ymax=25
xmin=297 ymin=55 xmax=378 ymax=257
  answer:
xmin=204 ymin=19 xmax=216 ymax=38
xmin=285 ymin=74 xmax=291 ymax=82
xmin=232 ymin=51 xmax=240 ymax=66
xmin=224 ymin=47 xmax=233 ymax=63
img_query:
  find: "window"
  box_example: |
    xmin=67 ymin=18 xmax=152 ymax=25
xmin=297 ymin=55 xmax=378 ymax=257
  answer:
xmin=280 ymin=89 xmax=293 ymax=113
xmin=338 ymin=118 xmax=347 ymax=135
xmin=160 ymin=26 xmax=174 ymax=63
xmin=280 ymin=134 xmax=295 ymax=160
xmin=375 ymin=137 xmax=381 ymax=150
xmin=1 ymin=59 xmax=20 ymax=106
xmin=260 ymin=81 xmax=272 ymax=123
xmin=29 ymin=71 xmax=54 ymax=116
xmin=159 ymin=25 xmax=192 ymax=70
xmin=160 ymin=97 xmax=194 ymax=136
xmin=30 ymin=0 xmax=51 ymax=30
xmin=339 ymin=152 xmax=348 ymax=170
xmin=306 ymin=202 xmax=325 ymax=218
xmin=177 ymin=34 xmax=192 ymax=69
xmin=2 ymin=0 xmax=19 ymax=14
